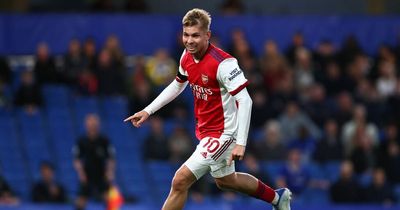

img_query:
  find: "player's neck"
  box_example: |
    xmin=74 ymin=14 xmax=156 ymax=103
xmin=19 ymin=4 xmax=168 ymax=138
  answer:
xmin=192 ymin=43 xmax=210 ymax=61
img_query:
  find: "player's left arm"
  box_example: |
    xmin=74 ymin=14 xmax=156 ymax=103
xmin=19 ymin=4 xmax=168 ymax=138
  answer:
xmin=105 ymin=141 xmax=116 ymax=183
xmin=217 ymin=58 xmax=252 ymax=165
xmin=229 ymin=88 xmax=252 ymax=165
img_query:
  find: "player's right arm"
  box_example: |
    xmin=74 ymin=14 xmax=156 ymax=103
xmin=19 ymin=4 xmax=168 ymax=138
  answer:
xmin=125 ymin=51 xmax=189 ymax=127
xmin=72 ymin=142 xmax=87 ymax=183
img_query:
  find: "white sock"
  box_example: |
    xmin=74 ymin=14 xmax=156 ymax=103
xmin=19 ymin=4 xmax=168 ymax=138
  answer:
xmin=271 ymin=192 xmax=279 ymax=205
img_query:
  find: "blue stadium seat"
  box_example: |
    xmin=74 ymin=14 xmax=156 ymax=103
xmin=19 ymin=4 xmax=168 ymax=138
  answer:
xmin=394 ymin=184 xmax=400 ymax=203
xmin=262 ymin=160 xmax=285 ymax=179
xmin=145 ymin=161 xmax=177 ymax=202
xmin=17 ymin=109 xmax=53 ymax=179
xmin=323 ymin=161 xmax=341 ymax=182
xmin=72 ymin=96 xmax=100 ymax=133
xmin=46 ymin=107 xmax=73 ymax=123
xmin=308 ymin=162 xmax=325 ymax=179
xmin=100 ymin=96 xmax=128 ymax=122
xmin=48 ymin=121 xmax=76 ymax=159
xmin=41 ymin=84 xmax=71 ymax=109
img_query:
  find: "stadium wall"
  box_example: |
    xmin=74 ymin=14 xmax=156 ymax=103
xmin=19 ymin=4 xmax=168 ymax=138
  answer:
xmin=0 ymin=14 xmax=399 ymax=56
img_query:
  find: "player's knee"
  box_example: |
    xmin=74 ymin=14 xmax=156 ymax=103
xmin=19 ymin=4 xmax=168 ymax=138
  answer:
xmin=215 ymin=178 xmax=233 ymax=190
xmin=171 ymin=174 xmax=190 ymax=192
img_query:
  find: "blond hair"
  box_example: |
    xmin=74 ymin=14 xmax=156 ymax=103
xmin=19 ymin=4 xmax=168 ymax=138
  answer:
xmin=182 ymin=8 xmax=211 ymax=31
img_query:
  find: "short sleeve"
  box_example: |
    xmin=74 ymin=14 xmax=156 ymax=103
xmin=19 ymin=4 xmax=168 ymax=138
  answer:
xmin=72 ymin=140 xmax=83 ymax=159
xmin=217 ymin=58 xmax=249 ymax=95
xmin=104 ymin=138 xmax=116 ymax=159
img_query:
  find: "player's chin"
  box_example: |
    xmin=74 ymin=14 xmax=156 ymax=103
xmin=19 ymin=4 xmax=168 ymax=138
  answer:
xmin=186 ymin=47 xmax=197 ymax=53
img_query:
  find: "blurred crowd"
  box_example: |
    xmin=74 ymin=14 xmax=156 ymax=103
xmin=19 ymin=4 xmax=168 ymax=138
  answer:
xmin=0 ymin=28 xmax=400 ymax=206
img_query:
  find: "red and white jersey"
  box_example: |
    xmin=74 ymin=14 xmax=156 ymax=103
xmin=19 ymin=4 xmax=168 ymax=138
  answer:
xmin=176 ymin=44 xmax=249 ymax=140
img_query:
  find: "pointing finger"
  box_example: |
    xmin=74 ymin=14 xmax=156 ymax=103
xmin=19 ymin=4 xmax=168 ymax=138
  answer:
xmin=123 ymin=116 xmax=133 ymax=122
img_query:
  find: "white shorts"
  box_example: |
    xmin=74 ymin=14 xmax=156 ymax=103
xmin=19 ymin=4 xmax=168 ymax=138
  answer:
xmin=184 ymin=135 xmax=236 ymax=179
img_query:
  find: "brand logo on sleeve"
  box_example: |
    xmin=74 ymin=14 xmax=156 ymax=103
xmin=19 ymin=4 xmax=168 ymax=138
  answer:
xmin=228 ymin=68 xmax=243 ymax=81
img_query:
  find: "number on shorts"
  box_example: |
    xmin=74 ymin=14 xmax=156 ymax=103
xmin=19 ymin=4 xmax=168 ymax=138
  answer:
xmin=203 ymin=137 xmax=220 ymax=153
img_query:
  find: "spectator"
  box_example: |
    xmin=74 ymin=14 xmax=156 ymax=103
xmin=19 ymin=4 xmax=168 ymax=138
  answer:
xmin=0 ymin=173 xmax=19 ymax=205
xmin=376 ymin=60 xmax=397 ymax=98
xmin=276 ymin=148 xmax=311 ymax=196
xmin=82 ymin=37 xmax=98 ymax=71
xmin=31 ymin=162 xmax=67 ymax=203
xmin=104 ymin=34 xmax=125 ymax=68
xmin=269 ymin=71 xmax=297 ymax=117
xmin=77 ymin=69 xmax=98 ymax=96
xmin=259 ymin=40 xmax=290 ymax=93
xmin=319 ymin=61 xmax=346 ymax=96
xmin=91 ymin=0 xmax=115 ymax=12
xmin=124 ymin=0 xmax=148 ymax=13
xmin=143 ymin=116 xmax=170 ymax=161
xmin=251 ymin=120 xmax=287 ymax=161
xmin=313 ymin=39 xmax=338 ymax=73
xmin=302 ymin=83 xmax=331 ymax=128
xmin=378 ymin=140 xmax=400 ymax=184
xmin=168 ymin=125 xmax=194 ymax=163
xmin=278 ymin=101 xmax=321 ymax=144
xmin=386 ymin=80 xmax=400 ymax=125
xmin=333 ymin=91 xmax=354 ymax=128
xmin=0 ymin=80 xmax=12 ymax=110
xmin=249 ymin=88 xmax=272 ymax=129
xmin=293 ymin=47 xmax=315 ymax=93
xmin=73 ymin=114 xmax=116 ymax=210
xmin=33 ymin=42 xmax=59 ymax=85
xmin=128 ymin=79 xmax=153 ymax=115
xmin=95 ymin=49 xmax=126 ymax=96
xmin=227 ymin=28 xmax=255 ymax=64
xmin=342 ymin=104 xmax=379 ymax=155
xmin=374 ymin=44 xmax=396 ymax=71
xmin=337 ymin=35 xmax=363 ymax=68
xmin=285 ymin=31 xmax=305 ymax=65
xmin=344 ymin=53 xmax=371 ymax=92
xmin=353 ymin=78 xmax=383 ymax=125
xmin=14 ymin=70 xmax=43 ymax=112
xmin=242 ymin=153 xmax=274 ymax=188
xmin=0 ymin=56 xmax=11 ymax=85
xmin=362 ymin=168 xmax=397 ymax=205
xmin=219 ymin=0 xmax=245 ymax=15
xmin=63 ymin=38 xmax=85 ymax=85
xmin=349 ymin=124 xmax=378 ymax=175
xmin=330 ymin=160 xmax=362 ymax=203
xmin=288 ymin=126 xmax=317 ymax=160
xmin=145 ymin=48 xmax=177 ymax=88
xmin=313 ymin=119 xmax=344 ymax=163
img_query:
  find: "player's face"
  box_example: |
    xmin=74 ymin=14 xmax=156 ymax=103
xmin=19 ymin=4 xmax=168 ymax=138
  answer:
xmin=182 ymin=25 xmax=210 ymax=58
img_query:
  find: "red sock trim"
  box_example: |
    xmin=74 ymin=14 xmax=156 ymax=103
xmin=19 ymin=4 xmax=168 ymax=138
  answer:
xmin=251 ymin=180 xmax=276 ymax=203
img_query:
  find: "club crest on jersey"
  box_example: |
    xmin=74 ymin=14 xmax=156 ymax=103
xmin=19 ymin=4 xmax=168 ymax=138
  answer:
xmin=201 ymin=152 xmax=207 ymax=158
xmin=201 ymin=74 xmax=208 ymax=84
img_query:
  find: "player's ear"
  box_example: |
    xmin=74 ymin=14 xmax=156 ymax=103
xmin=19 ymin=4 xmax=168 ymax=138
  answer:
xmin=207 ymin=30 xmax=211 ymax=40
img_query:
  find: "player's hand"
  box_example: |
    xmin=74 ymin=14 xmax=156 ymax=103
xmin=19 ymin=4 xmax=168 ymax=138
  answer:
xmin=124 ymin=110 xmax=149 ymax=127
xmin=228 ymin=144 xmax=246 ymax=166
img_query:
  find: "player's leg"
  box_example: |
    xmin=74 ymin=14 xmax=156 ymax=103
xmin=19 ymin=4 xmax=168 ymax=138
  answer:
xmin=162 ymin=164 xmax=197 ymax=210
xmin=209 ymin=136 xmax=291 ymax=210
xmin=215 ymin=172 xmax=276 ymax=202
xmin=214 ymin=171 xmax=291 ymax=210
xmin=75 ymin=182 xmax=89 ymax=210
xmin=162 ymin=137 xmax=213 ymax=210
